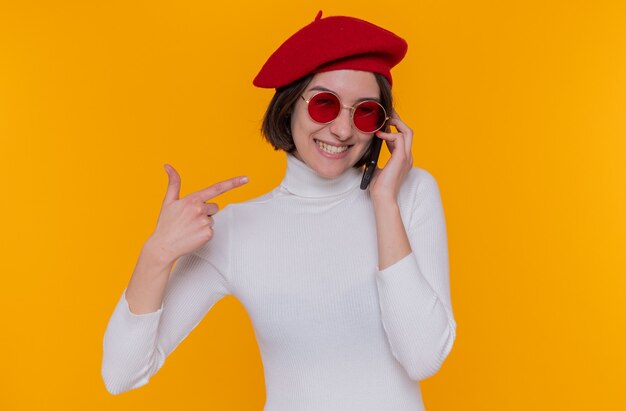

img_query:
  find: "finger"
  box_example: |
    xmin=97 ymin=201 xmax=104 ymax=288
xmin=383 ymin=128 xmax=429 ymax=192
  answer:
xmin=389 ymin=112 xmax=413 ymax=154
xmin=206 ymin=215 xmax=214 ymax=227
xmin=163 ymin=164 xmax=181 ymax=205
xmin=204 ymin=202 xmax=219 ymax=216
xmin=195 ymin=175 xmax=249 ymax=202
xmin=376 ymin=130 xmax=404 ymax=153
xmin=376 ymin=132 xmax=397 ymax=152
xmin=388 ymin=116 xmax=412 ymax=136
xmin=375 ymin=129 xmax=399 ymax=142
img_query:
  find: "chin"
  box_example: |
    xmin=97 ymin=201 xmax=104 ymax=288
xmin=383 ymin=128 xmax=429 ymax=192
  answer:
xmin=295 ymin=142 xmax=367 ymax=178
xmin=310 ymin=156 xmax=362 ymax=179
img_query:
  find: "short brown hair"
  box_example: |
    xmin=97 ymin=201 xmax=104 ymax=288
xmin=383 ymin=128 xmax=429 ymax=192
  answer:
xmin=261 ymin=73 xmax=393 ymax=168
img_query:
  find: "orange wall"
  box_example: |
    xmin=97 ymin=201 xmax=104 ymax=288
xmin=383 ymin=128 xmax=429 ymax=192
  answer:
xmin=1 ymin=1 xmax=625 ymax=409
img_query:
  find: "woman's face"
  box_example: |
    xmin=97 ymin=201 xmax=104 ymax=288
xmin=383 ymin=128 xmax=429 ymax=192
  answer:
xmin=290 ymin=70 xmax=380 ymax=178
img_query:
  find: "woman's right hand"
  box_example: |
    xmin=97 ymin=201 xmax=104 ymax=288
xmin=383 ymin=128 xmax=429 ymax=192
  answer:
xmin=146 ymin=163 xmax=249 ymax=265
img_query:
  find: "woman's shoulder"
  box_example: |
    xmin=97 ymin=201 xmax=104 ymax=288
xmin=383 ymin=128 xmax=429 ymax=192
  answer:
xmin=397 ymin=166 xmax=445 ymax=216
xmin=401 ymin=166 xmax=442 ymax=196
xmin=197 ymin=187 xmax=282 ymax=255
xmin=216 ymin=186 xmax=283 ymax=221
xmin=229 ymin=186 xmax=283 ymax=210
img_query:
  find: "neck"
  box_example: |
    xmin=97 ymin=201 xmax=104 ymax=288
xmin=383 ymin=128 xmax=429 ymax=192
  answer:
xmin=280 ymin=154 xmax=363 ymax=198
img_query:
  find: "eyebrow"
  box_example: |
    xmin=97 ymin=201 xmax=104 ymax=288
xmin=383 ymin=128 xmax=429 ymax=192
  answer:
xmin=307 ymin=86 xmax=381 ymax=103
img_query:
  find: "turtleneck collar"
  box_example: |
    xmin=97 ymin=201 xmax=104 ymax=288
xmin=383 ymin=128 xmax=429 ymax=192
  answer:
xmin=279 ymin=154 xmax=363 ymax=198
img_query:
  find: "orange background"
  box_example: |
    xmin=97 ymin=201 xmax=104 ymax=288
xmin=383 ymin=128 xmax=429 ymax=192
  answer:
xmin=1 ymin=1 xmax=625 ymax=410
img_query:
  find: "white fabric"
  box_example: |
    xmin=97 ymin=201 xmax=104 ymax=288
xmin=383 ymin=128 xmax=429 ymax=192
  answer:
xmin=102 ymin=154 xmax=457 ymax=410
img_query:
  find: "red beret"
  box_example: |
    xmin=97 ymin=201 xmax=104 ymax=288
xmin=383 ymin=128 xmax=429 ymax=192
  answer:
xmin=253 ymin=11 xmax=408 ymax=89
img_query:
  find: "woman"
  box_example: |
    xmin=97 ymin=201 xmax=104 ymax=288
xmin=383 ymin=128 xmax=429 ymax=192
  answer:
xmin=102 ymin=11 xmax=456 ymax=410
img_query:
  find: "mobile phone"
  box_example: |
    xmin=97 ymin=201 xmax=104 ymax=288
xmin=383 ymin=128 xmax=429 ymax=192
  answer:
xmin=359 ymin=135 xmax=383 ymax=190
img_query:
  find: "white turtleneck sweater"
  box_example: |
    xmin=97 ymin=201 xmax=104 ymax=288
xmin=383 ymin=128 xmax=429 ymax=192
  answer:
xmin=102 ymin=154 xmax=456 ymax=410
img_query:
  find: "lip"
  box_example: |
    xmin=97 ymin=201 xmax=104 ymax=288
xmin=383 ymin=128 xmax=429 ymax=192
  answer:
xmin=314 ymin=138 xmax=352 ymax=159
xmin=314 ymin=138 xmax=351 ymax=148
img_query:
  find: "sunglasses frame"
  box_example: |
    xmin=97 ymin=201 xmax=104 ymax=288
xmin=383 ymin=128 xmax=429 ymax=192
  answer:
xmin=300 ymin=91 xmax=390 ymax=133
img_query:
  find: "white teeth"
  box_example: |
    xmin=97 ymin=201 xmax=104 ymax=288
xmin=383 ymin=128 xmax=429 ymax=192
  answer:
xmin=316 ymin=140 xmax=349 ymax=154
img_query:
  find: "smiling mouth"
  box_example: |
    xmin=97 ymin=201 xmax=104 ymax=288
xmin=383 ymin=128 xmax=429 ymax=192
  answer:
xmin=314 ymin=139 xmax=352 ymax=154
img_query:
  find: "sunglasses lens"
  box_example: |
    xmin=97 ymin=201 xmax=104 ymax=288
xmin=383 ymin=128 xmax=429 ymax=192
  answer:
xmin=308 ymin=92 xmax=341 ymax=123
xmin=353 ymin=101 xmax=386 ymax=133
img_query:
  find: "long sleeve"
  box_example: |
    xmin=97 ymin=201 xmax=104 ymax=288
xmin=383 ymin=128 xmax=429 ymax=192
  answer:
xmin=375 ymin=169 xmax=457 ymax=381
xmin=101 ymin=207 xmax=233 ymax=395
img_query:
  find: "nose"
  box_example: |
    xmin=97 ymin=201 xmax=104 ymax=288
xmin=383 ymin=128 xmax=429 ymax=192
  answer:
xmin=329 ymin=106 xmax=353 ymax=141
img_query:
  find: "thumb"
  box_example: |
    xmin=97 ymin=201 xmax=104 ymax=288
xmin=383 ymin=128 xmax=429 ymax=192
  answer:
xmin=162 ymin=164 xmax=181 ymax=205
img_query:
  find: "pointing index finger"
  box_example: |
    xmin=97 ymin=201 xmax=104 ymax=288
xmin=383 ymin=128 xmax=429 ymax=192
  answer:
xmin=195 ymin=176 xmax=249 ymax=202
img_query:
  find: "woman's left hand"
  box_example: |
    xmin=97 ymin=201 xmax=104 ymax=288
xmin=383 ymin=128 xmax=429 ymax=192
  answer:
xmin=369 ymin=111 xmax=414 ymax=203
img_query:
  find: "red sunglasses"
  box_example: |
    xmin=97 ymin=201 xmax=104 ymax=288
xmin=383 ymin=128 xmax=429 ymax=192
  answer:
xmin=300 ymin=91 xmax=389 ymax=133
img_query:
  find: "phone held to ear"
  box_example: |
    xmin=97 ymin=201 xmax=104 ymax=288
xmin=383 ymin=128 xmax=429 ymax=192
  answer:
xmin=360 ymin=136 xmax=383 ymax=190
